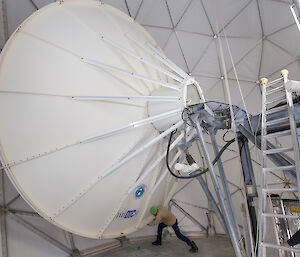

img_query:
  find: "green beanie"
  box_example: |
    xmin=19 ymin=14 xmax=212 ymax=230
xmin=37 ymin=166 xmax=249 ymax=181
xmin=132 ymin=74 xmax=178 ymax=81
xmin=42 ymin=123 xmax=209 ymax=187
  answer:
xmin=150 ymin=206 xmax=158 ymax=215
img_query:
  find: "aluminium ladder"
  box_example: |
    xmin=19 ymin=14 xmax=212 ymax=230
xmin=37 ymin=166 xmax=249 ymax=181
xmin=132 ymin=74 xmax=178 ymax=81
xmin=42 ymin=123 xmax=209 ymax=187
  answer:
xmin=258 ymin=69 xmax=300 ymax=257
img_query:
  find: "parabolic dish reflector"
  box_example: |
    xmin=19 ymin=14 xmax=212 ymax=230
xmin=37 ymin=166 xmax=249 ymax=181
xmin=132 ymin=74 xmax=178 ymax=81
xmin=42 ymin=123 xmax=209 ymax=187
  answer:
xmin=0 ymin=0 xmax=204 ymax=238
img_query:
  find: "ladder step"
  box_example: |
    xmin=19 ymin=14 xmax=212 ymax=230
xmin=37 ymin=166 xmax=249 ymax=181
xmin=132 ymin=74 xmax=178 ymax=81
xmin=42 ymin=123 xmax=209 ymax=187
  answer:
xmin=266 ymin=85 xmax=285 ymax=95
xmin=265 ymin=130 xmax=291 ymax=139
xmin=261 ymin=242 xmax=300 ymax=253
xmin=266 ymin=105 xmax=288 ymax=115
xmin=263 ymin=165 xmax=295 ymax=172
xmin=262 ymin=188 xmax=298 ymax=193
xmin=263 ymin=147 xmax=293 ymax=154
xmin=266 ymin=116 xmax=289 ymax=126
xmin=262 ymin=213 xmax=300 ymax=219
xmin=265 ymin=78 xmax=284 ymax=88
xmin=265 ymin=95 xmax=286 ymax=105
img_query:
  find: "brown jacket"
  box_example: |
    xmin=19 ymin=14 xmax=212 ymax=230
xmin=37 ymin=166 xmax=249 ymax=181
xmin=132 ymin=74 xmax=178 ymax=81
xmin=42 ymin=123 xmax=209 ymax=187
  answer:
xmin=148 ymin=207 xmax=176 ymax=226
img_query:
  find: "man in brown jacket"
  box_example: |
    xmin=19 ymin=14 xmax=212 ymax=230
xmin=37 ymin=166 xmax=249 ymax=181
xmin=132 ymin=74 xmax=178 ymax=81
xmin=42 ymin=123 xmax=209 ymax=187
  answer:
xmin=148 ymin=206 xmax=198 ymax=253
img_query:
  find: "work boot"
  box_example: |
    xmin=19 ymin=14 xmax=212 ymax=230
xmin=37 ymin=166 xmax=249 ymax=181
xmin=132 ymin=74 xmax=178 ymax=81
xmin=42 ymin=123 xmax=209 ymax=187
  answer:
xmin=189 ymin=241 xmax=198 ymax=253
xmin=152 ymin=239 xmax=162 ymax=246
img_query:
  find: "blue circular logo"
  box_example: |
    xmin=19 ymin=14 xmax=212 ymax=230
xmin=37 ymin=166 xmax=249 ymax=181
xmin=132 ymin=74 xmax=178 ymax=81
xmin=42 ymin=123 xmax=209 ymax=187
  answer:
xmin=135 ymin=185 xmax=145 ymax=198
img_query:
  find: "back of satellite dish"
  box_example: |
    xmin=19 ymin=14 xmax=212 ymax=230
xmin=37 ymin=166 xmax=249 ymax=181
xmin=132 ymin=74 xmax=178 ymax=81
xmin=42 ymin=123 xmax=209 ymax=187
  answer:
xmin=0 ymin=0 xmax=204 ymax=238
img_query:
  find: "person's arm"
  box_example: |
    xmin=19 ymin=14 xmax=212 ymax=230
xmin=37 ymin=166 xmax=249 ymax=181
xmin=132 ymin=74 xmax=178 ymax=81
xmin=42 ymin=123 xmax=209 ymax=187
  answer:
xmin=148 ymin=214 xmax=161 ymax=226
xmin=287 ymin=229 xmax=300 ymax=246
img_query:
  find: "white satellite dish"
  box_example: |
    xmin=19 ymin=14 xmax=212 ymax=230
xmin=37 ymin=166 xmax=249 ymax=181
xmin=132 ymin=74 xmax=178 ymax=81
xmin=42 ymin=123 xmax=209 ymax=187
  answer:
xmin=0 ymin=0 xmax=204 ymax=238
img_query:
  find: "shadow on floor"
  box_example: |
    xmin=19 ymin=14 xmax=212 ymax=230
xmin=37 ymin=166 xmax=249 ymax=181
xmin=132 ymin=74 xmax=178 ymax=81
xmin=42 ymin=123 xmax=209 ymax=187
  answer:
xmin=98 ymin=236 xmax=234 ymax=257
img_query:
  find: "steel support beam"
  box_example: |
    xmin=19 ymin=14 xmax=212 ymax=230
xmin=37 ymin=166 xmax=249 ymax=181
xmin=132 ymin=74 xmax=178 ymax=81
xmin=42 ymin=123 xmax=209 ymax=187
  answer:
xmin=195 ymin=175 xmax=228 ymax=234
xmin=7 ymin=212 xmax=72 ymax=254
xmin=238 ymin=136 xmax=258 ymax=243
xmin=8 ymin=209 xmax=39 ymax=217
xmin=0 ymin=210 xmax=8 ymax=257
xmin=0 ymin=172 xmax=8 ymax=257
xmin=170 ymin=200 xmax=207 ymax=232
xmin=67 ymin=232 xmax=82 ymax=257
xmin=241 ymin=204 xmax=252 ymax=257
xmin=6 ymin=194 xmax=20 ymax=207
xmin=1 ymin=0 xmax=8 ymax=43
xmin=68 ymin=232 xmax=76 ymax=250
xmin=194 ymin=118 xmax=243 ymax=257
xmin=209 ymin=129 xmax=241 ymax=241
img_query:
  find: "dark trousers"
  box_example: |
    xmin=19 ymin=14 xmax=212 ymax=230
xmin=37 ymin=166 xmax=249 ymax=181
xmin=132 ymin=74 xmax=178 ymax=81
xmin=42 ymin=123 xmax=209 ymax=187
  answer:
xmin=157 ymin=219 xmax=191 ymax=245
xmin=288 ymin=229 xmax=300 ymax=246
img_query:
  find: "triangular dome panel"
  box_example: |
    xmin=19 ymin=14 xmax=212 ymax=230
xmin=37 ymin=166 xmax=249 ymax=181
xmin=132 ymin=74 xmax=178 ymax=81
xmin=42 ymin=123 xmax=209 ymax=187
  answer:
xmin=283 ymin=61 xmax=300 ymax=81
xmin=102 ymin=0 xmax=129 ymax=16
xmin=32 ymin=0 xmax=53 ymax=9
xmin=164 ymin=32 xmax=189 ymax=72
xmin=193 ymin=41 xmax=221 ymax=77
xmin=176 ymin=0 xmax=213 ymax=35
xmin=268 ymin=24 xmax=300 ymax=59
xmin=225 ymin=0 xmax=262 ymax=38
xmin=136 ymin=0 xmax=172 ymax=28
xmin=259 ymin=0 xmax=295 ymax=36
xmin=243 ymin=86 xmax=261 ymax=115
xmin=193 ymin=76 xmax=220 ymax=93
xmin=126 ymin=0 xmax=143 ymax=19
xmin=165 ymin=0 xmax=191 ymax=27
xmin=202 ymin=0 xmax=249 ymax=33
xmin=227 ymin=42 xmax=262 ymax=81
xmin=176 ymin=31 xmax=212 ymax=71
xmin=205 ymin=81 xmax=226 ymax=103
xmin=145 ymin=26 xmax=173 ymax=50
xmin=260 ymin=40 xmax=295 ymax=77
xmin=222 ymin=37 xmax=261 ymax=75
xmin=7 ymin=0 xmax=36 ymax=34
xmin=227 ymin=80 xmax=257 ymax=107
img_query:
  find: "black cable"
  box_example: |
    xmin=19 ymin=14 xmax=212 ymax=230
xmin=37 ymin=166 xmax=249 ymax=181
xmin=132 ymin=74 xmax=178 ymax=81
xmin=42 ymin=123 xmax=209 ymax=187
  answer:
xmin=222 ymin=129 xmax=233 ymax=143
xmin=181 ymin=109 xmax=194 ymax=127
xmin=166 ymin=130 xmax=236 ymax=179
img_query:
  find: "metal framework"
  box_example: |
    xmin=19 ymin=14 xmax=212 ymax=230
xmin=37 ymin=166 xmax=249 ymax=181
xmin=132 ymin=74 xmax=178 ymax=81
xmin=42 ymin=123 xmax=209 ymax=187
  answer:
xmin=178 ymin=102 xmax=250 ymax=257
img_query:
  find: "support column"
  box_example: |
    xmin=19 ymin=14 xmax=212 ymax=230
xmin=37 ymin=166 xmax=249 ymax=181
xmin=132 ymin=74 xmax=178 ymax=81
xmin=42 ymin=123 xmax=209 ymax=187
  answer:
xmin=241 ymin=204 xmax=252 ymax=257
xmin=194 ymin=118 xmax=243 ymax=257
xmin=238 ymin=136 xmax=258 ymax=243
xmin=1 ymin=0 xmax=8 ymax=43
xmin=0 ymin=172 xmax=8 ymax=257
xmin=67 ymin=232 xmax=82 ymax=257
xmin=68 ymin=232 xmax=76 ymax=250
xmin=209 ymin=129 xmax=241 ymax=241
xmin=195 ymin=174 xmax=228 ymax=235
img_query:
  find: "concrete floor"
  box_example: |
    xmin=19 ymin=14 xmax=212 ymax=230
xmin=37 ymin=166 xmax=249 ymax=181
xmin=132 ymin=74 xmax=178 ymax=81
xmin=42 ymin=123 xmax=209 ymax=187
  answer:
xmin=98 ymin=236 xmax=234 ymax=257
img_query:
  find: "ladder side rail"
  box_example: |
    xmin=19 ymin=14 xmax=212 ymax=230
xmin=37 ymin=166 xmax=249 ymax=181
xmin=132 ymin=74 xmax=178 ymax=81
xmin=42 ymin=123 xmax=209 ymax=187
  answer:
xmin=258 ymin=77 xmax=269 ymax=257
xmin=282 ymin=70 xmax=300 ymax=198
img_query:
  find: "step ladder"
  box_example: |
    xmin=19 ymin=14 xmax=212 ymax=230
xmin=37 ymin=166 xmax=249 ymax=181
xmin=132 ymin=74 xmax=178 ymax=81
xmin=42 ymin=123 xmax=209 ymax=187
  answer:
xmin=258 ymin=69 xmax=300 ymax=257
